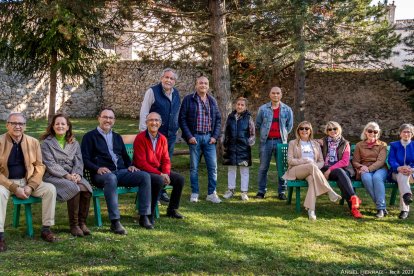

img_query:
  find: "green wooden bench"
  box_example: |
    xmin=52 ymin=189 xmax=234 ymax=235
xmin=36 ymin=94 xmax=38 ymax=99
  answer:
xmin=12 ymin=143 xmax=173 ymax=236
xmin=12 ymin=195 xmax=42 ymax=238
xmin=277 ymin=143 xmax=403 ymax=213
xmin=86 ymin=143 xmax=172 ymax=227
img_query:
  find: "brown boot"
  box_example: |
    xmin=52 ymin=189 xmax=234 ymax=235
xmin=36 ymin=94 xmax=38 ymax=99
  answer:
xmin=78 ymin=191 xmax=92 ymax=235
xmin=67 ymin=193 xmax=84 ymax=237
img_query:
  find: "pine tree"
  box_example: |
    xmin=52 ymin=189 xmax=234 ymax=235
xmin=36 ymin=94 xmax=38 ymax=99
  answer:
xmin=0 ymin=0 xmax=136 ymax=120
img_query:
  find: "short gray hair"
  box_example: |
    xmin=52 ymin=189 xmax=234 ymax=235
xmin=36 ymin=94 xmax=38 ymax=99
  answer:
xmin=399 ymin=123 xmax=414 ymax=135
xmin=161 ymin=68 xmax=177 ymax=80
xmin=7 ymin=112 xmax=26 ymax=123
xmin=146 ymin=112 xmax=162 ymax=124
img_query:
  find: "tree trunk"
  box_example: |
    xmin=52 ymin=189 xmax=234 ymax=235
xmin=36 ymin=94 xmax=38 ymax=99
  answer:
xmin=48 ymin=49 xmax=58 ymax=122
xmin=294 ymin=56 xmax=305 ymax=124
xmin=209 ymin=0 xmax=231 ymax=159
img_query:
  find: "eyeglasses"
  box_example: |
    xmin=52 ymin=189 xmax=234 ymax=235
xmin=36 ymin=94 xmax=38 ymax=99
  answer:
xmin=7 ymin=122 xmax=26 ymax=127
xmin=402 ymin=130 xmax=412 ymax=134
xmin=100 ymin=116 xmax=115 ymax=120
xmin=367 ymin=129 xmax=379 ymax=134
xmin=327 ymin=128 xmax=338 ymax=132
xmin=299 ymin=127 xmax=310 ymax=131
xmin=147 ymin=119 xmax=161 ymax=123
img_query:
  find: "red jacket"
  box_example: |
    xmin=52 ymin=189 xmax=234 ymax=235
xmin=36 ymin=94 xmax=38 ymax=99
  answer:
xmin=133 ymin=131 xmax=171 ymax=175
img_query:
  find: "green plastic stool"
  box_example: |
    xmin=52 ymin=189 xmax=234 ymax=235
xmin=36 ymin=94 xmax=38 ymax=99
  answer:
xmin=12 ymin=195 xmax=42 ymax=238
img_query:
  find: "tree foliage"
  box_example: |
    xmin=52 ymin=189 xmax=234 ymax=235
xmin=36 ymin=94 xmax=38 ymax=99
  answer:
xmin=0 ymin=0 xmax=136 ymax=119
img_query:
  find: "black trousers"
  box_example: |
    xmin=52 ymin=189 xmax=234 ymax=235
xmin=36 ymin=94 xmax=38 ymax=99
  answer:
xmin=149 ymin=171 xmax=185 ymax=211
xmin=322 ymin=167 xmax=355 ymax=208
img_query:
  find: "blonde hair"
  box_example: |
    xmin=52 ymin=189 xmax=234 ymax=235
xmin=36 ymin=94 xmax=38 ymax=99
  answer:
xmin=324 ymin=121 xmax=342 ymax=137
xmin=360 ymin=122 xmax=381 ymax=140
xmin=295 ymin=121 xmax=313 ymax=140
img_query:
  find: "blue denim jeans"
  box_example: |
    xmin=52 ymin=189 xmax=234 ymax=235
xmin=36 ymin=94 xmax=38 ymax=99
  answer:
xmin=257 ymin=139 xmax=286 ymax=194
xmin=167 ymin=134 xmax=177 ymax=160
xmin=189 ymin=133 xmax=217 ymax=195
xmin=93 ymin=169 xmax=151 ymax=220
xmin=361 ymin=168 xmax=387 ymax=210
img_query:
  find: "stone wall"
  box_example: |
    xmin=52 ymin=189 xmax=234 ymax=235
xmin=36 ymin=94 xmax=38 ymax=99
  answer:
xmin=248 ymin=70 xmax=413 ymax=139
xmin=1 ymin=62 xmax=413 ymax=139
xmin=101 ymin=61 xmax=206 ymax=118
xmin=0 ymin=68 xmax=101 ymax=119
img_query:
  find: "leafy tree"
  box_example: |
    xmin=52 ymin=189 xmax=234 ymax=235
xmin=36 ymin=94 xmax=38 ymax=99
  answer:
xmin=0 ymin=0 xmax=135 ymax=120
xmin=230 ymin=0 xmax=400 ymax=123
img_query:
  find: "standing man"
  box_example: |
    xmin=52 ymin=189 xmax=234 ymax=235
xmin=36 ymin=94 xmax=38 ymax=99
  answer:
xmin=256 ymin=86 xmax=293 ymax=199
xmin=0 ymin=113 xmax=57 ymax=252
xmin=133 ymin=112 xmax=185 ymax=219
xmin=139 ymin=68 xmax=181 ymax=203
xmin=82 ymin=108 xmax=160 ymax=233
xmin=179 ymin=76 xmax=222 ymax=203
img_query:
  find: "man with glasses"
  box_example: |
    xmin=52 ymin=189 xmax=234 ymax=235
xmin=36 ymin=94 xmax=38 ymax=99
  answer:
xmin=133 ymin=112 xmax=184 ymax=220
xmin=0 ymin=113 xmax=57 ymax=252
xmin=256 ymin=86 xmax=293 ymax=200
xmin=139 ymin=68 xmax=181 ymax=204
xmin=81 ymin=108 xmax=160 ymax=233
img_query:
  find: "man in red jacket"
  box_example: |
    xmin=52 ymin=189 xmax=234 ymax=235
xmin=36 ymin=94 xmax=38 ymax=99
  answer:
xmin=133 ymin=112 xmax=185 ymax=220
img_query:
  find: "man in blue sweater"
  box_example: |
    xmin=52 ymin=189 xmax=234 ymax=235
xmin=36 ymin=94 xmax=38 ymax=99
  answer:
xmin=81 ymin=108 xmax=161 ymax=233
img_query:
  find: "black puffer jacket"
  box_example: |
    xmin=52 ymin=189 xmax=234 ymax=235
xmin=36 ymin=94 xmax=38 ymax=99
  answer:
xmin=223 ymin=110 xmax=252 ymax=166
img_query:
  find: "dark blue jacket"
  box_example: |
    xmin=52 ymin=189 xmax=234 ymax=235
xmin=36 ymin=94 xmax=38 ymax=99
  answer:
xmin=81 ymin=129 xmax=131 ymax=179
xmin=223 ymin=110 xmax=252 ymax=166
xmin=149 ymin=83 xmax=181 ymax=138
xmin=388 ymin=141 xmax=414 ymax=173
xmin=179 ymin=92 xmax=221 ymax=143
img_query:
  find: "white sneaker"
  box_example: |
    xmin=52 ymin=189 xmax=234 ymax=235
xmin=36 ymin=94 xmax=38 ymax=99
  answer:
xmin=328 ymin=191 xmax=342 ymax=202
xmin=308 ymin=210 xmax=317 ymax=220
xmin=241 ymin=192 xmax=249 ymax=201
xmin=190 ymin=193 xmax=199 ymax=203
xmin=206 ymin=191 xmax=221 ymax=203
xmin=223 ymin=190 xmax=234 ymax=199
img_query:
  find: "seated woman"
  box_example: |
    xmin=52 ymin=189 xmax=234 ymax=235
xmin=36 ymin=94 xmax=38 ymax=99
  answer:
xmin=41 ymin=114 xmax=93 ymax=236
xmin=320 ymin=121 xmax=363 ymax=218
xmin=282 ymin=121 xmax=341 ymax=220
xmin=388 ymin=123 xmax=414 ymax=220
xmin=352 ymin=122 xmax=388 ymax=218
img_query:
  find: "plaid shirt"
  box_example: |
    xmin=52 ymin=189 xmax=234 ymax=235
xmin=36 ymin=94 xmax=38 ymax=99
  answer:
xmin=196 ymin=94 xmax=212 ymax=133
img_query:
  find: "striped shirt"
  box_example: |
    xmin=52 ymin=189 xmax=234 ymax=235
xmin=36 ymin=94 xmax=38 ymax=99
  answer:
xmin=196 ymin=94 xmax=212 ymax=133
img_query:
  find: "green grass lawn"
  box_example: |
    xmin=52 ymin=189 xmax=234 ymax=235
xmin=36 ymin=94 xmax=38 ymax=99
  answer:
xmin=0 ymin=119 xmax=413 ymax=275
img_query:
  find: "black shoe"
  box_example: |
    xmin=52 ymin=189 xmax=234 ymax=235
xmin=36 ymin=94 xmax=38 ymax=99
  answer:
xmin=139 ymin=215 xmax=154 ymax=230
xmin=399 ymin=211 xmax=409 ymax=219
xmin=278 ymin=193 xmax=287 ymax=200
xmin=160 ymin=191 xmax=170 ymax=203
xmin=167 ymin=209 xmax=184 ymax=219
xmin=375 ymin=209 xmax=385 ymax=218
xmin=255 ymin=192 xmax=265 ymax=199
xmin=110 ymin=220 xmax=127 ymax=235
xmin=403 ymin=193 xmax=413 ymax=205
xmin=0 ymin=238 xmax=6 ymax=252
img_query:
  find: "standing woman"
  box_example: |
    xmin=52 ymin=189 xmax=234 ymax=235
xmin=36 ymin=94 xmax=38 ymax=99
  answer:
xmin=222 ymin=97 xmax=255 ymax=201
xmin=41 ymin=114 xmax=93 ymax=236
xmin=282 ymin=121 xmax=341 ymax=220
xmin=352 ymin=122 xmax=388 ymax=218
xmin=320 ymin=121 xmax=363 ymax=218
xmin=388 ymin=123 xmax=414 ymax=219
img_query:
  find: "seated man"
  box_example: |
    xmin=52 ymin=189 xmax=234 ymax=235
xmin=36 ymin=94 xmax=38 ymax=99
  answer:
xmin=0 ymin=113 xmax=57 ymax=252
xmin=81 ymin=108 xmax=161 ymax=233
xmin=133 ymin=112 xmax=185 ymax=220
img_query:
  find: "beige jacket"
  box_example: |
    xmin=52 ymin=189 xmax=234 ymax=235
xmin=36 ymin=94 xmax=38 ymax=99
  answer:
xmin=0 ymin=133 xmax=45 ymax=192
xmin=283 ymin=139 xmax=324 ymax=180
